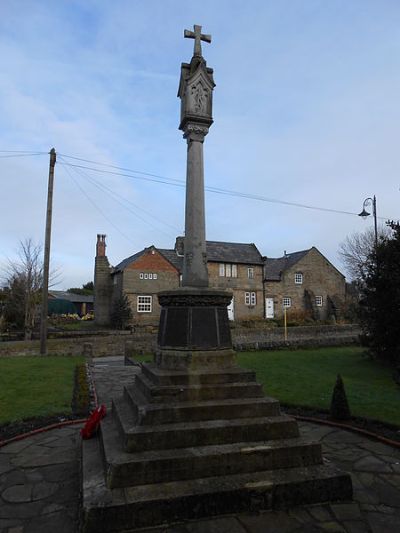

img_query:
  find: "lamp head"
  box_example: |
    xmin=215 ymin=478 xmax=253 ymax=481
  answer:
xmin=358 ymin=208 xmax=370 ymax=219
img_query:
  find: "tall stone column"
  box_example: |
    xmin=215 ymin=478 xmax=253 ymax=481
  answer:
xmin=182 ymin=124 xmax=209 ymax=287
xmin=156 ymin=25 xmax=233 ymax=366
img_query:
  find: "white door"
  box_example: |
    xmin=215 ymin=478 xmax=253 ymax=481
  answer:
xmin=265 ymin=298 xmax=274 ymax=318
xmin=227 ymin=297 xmax=234 ymax=321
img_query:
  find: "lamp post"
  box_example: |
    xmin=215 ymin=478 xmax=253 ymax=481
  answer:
xmin=358 ymin=195 xmax=378 ymax=250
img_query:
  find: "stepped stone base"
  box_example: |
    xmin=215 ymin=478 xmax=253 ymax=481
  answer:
xmin=81 ymin=356 xmax=352 ymax=532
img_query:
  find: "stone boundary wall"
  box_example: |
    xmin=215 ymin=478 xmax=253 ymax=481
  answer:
xmin=232 ymin=324 xmax=361 ymax=351
xmin=0 ymin=324 xmax=360 ymax=357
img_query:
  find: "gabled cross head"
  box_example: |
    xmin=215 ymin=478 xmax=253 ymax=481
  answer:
xmin=184 ymin=24 xmax=211 ymax=57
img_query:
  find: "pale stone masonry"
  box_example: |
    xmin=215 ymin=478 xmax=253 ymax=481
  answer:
xmin=94 ymin=237 xmax=346 ymax=326
xmin=264 ymin=247 xmax=346 ymax=320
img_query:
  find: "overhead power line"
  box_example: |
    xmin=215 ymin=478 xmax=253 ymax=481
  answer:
xmin=59 ymin=157 xmax=390 ymax=220
xmin=59 ymin=156 xmax=179 ymax=238
xmin=0 ymin=152 xmax=46 ymax=159
xmin=61 ymin=163 xmax=136 ymax=245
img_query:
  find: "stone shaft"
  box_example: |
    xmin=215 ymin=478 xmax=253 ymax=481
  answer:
xmin=182 ymin=128 xmax=208 ymax=287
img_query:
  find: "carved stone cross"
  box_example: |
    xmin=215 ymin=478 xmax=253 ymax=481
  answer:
xmin=184 ymin=24 xmax=211 ymax=57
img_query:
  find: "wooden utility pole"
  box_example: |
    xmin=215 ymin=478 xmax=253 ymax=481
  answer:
xmin=40 ymin=148 xmax=56 ymax=355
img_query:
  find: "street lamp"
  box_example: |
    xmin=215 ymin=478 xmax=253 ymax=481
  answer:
xmin=358 ymin=195 xmax=378 ymax=250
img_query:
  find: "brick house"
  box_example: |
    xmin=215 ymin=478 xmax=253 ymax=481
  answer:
xmin=94 ymin=235 xmax=265 ymax=326
xmin=264 ymin=247 xmax=346 ymax=320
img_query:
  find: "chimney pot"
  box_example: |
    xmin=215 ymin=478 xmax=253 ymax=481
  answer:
xmin=96 ymin=234 xmax=107 ymax=257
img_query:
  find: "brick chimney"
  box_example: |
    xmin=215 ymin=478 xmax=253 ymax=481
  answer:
xmin=96 ymin=234 xmax=107 ymax=257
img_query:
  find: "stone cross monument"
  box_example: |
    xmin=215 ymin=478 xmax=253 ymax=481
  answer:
xmin=157 ymin=25 xmax=232 ymax=359
xmin=81 ymin=26 xmax=352 ymax=532
xmin=179 ymin=24 xmax=214 ymax=288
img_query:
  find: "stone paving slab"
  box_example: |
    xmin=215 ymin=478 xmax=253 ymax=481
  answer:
xmin=0 ymin=359 xmax=399 ymax=532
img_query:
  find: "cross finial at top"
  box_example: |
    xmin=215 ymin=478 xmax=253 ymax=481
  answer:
xmin=184 ymin=24 xmax=211 ymax=57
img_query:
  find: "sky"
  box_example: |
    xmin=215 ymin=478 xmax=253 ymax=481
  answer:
xmin=1 ymin=0 xmax=399 ymax=289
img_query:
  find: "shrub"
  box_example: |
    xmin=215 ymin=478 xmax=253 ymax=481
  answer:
xmin=71 ymin=363 xmax=91 ymax=417
xmin=329 ymin=374 xmax=351 ymax=421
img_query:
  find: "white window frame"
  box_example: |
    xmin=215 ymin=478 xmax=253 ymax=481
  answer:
xmin=153 ymin=273 xmax=158 ymax=280
xmin=283 ymin=297 xmax=292 ymax=308
xmin=137 ymin=295 xmax=152 ymax=313
xmin=295 ymin=272 xmax=303 ymax=285
xmin=219 ymin=263 xmax=238 ymax=278
xmin=247 ymin=267 xmax=254 ymax=279
xmin=245 ymin=292 xmax=256 ymax=306
xmin=315 ymin=296 xmax=323 ymax=307
xmin=144 ymin=273 xmax=148 ymax=279
xmin=139 ymin=273 xmax=144 ymax=280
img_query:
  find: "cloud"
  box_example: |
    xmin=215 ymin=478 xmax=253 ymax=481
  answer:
xmin=1 ymin=1 xmax=399 ymax=287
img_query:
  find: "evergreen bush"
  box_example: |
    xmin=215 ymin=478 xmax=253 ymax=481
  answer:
xmin=329 ymin=374 xmax=351 ymax=421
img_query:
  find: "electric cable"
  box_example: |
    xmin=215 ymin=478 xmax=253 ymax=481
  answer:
xmin=61 ymin=163 xmax=136 ymax=245
xmin=59 ymin=157 xmax=178 ymax=239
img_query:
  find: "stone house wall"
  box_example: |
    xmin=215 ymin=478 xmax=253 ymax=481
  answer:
xmin=208 ymin=262 xmax=264 ymax=320
xmin=264 ymin=248 xmax=346 ymax=320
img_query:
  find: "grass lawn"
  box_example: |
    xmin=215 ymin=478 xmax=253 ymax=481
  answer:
xmin=133 ymin=347 xmax=400 ymax=426
xmin=237 ymin=347 xmax=400 ymax=426
xmin=0 ymin=356 xmax=85 ymax=425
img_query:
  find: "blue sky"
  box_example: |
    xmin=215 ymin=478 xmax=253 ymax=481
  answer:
xmin=1 ymin=1 xmax=399 ymax=288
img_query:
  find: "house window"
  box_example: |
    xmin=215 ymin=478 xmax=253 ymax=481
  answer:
xmin=248 ymin=267 xmax=254 ymax=279
xmin=219 ymin=263 xmax=238 ymax=278
xmin=295 ymin=273 xmax=303 ymax=284
xmin=140 ymin=272 xmax=158 ymax=280
xmin=315 ymin=296 xmax=323 ymax=307
xmin=283 ymin=297 xmax=292 ymax=308
xmin=245 ymin=292 xmax=256 ymax=306
xmin=137 ymin=295 xmax=152 ymax=313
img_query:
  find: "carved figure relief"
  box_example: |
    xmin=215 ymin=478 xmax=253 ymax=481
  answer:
xmin=190 ymin=82 xmax=208 ymax=114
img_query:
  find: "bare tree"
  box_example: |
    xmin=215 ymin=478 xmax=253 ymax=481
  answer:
xmin=338 ymin=225 xmax=389 ymax=281
xmin=1 ymin=239 xmax=59 ymax=339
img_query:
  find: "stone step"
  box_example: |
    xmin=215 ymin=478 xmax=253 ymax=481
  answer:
xmin=112 ymin=396 xmax=299 ymax=452
xmin=82 ymin=432 xmax=353 ymax=532
xmin=123 ymin=384 xmax=281 ymax=425
xmin=100 ymin=416 xmax=323 ymax=488
xmin=142 ymin=362 xmax=257 ymax=386
xmin=134 ymin=372 xmax=264 ymax=403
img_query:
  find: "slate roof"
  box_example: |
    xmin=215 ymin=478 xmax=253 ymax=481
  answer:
xmin=264 ymin=249 xmax=311 ymax=281
xmin=114 ymin=241 xmax=264 ymax=273
xmin=158 ymin=249 xmax=183 ymax=271
xmin=206 ymin=241 xmax=264 ymax=265
xmin=113 ymin=249 xmax=147 ymax=273
xmin=49 ymin=290 xmax=94 ymax=303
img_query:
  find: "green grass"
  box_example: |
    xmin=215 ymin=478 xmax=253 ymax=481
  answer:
xmin=0 ymin=356 xmax=85 ymax=424
xmin=52 ymin=320 xmax=97 ymax=331
xmin=130 ymin=348 xmax=400 ymax=426
xmin=237 ymin=347 xmax=400 ymax=426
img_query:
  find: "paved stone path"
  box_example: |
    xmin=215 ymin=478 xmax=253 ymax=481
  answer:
xmin=0 ymin=356 xmax=399 ymax=532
